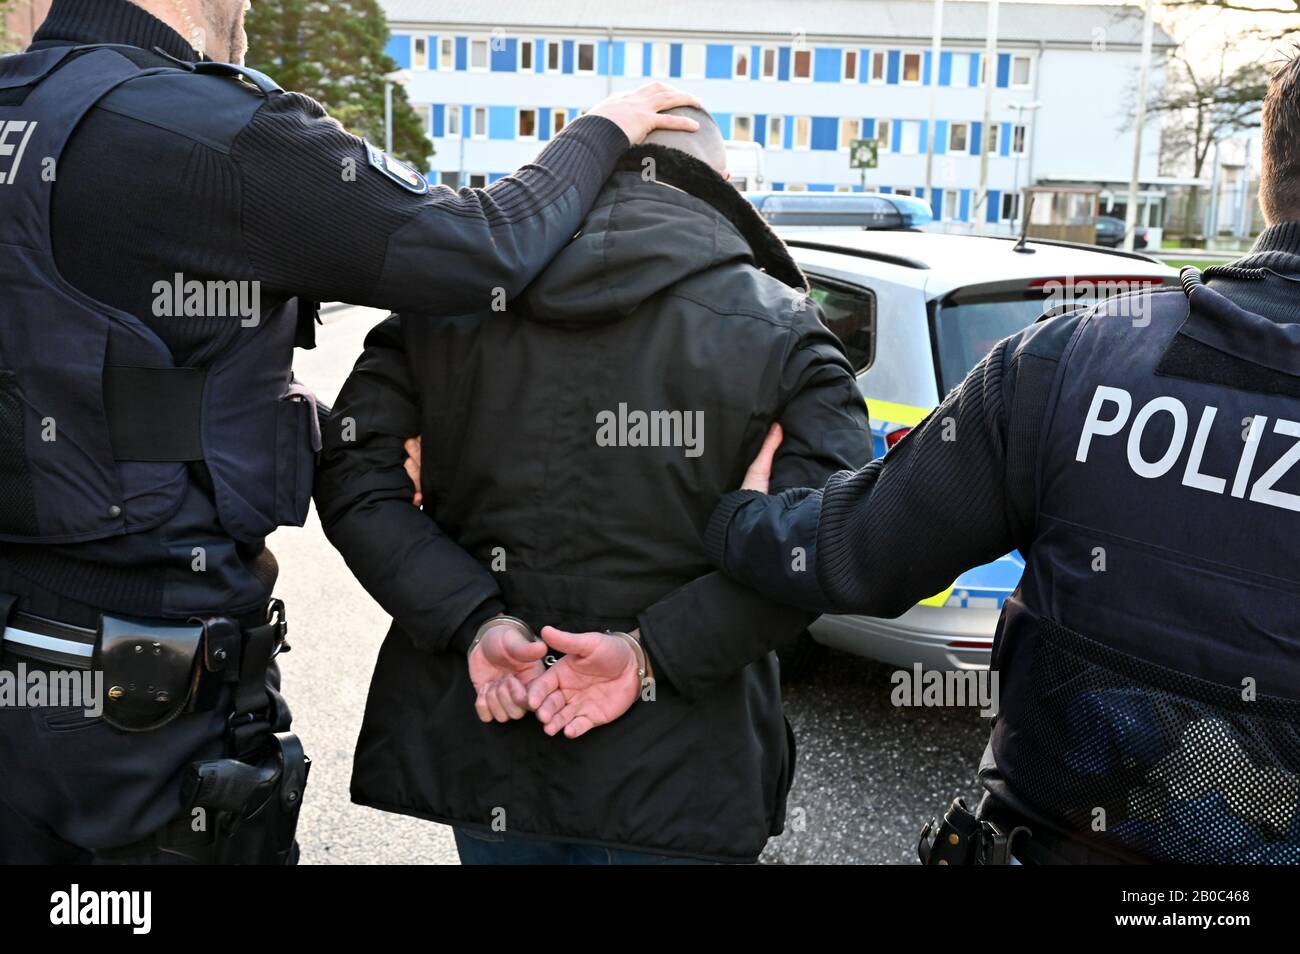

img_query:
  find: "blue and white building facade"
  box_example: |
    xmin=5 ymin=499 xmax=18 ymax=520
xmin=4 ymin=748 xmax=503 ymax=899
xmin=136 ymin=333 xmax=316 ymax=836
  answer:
xmin=380 ymin=0 xmax=1176 ymax=236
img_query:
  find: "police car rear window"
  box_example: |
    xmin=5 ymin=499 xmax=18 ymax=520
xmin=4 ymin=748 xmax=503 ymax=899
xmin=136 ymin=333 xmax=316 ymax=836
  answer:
xmin=808 ymin=277 xmax=876 ymax=373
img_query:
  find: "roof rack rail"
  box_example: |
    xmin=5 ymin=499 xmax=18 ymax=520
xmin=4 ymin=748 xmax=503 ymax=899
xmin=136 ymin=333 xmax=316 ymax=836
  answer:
xmin=985 ymin=234 xmax=1160 ymax=264
xmin=784 ymin=239 xmax=929 ymax=271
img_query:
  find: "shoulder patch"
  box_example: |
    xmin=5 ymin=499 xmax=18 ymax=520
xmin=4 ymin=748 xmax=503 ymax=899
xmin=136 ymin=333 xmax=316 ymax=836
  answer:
xmin=363 ymin=140 xmax=429 ymax=195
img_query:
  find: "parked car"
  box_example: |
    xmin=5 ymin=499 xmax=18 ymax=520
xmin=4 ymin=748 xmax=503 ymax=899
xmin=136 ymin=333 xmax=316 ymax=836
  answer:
xmin=780 ymin=229 xmax=1177 ymax=673
xmin=1095 ymin=214 xmax=1149 ymax=249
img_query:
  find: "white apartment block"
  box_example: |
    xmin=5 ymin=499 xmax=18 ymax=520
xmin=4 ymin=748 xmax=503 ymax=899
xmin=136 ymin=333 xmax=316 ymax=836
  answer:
xmin=381 ymin=0 xmax=1177 ymax=236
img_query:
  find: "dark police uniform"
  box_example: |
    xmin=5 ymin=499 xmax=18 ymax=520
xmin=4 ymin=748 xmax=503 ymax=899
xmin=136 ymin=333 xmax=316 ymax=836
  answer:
xmin=706 ymin=230 xmax=1300 ymax=863
xmin=0 ymin=0 xmax=629 ymax=863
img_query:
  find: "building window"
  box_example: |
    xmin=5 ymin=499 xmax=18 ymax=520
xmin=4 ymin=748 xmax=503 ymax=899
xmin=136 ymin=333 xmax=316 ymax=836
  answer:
xmin=761 ymin=46 xmax=778 ymax=80
xmin=843 ymin=49 xmax=859 ymax=82
xmin=766 ymin=115 xmax=784 ymax=148
xmin=519 ymin=40 xmax=533 ymax=71
xmin=470 ymin=38 xmax=488 ymax=71
xmin=624 ymin=42 xmax=643 ymax=77
xmin=986 ymin=123 xmax=999 ymax=154
xmin=895 ymin=188 xmax=913 ymax=196
xmin=469 ymin=173 xmax=488 ymax=189
xmin=836 ymin=184 xmax=853 ymax=193
xmin=1012 ymin=55 xmax=1032 ymax=87
xmin=472 ymin=106 xmax=486 ymax=139
xmin=949 ymin=121 xmax=969 ymax=153
xmin=413 ymin=36 xmax=428 ymax=70
xmin=734 ymin=47 xmax=750 ymax=79
xmin=792 ymin=47 xmax=812 ymax=81
xmin=900 ymin=120 xmax=921 ymax=154
xmin=518 ymin=108 xmax=538 ymax=140
xmin=794 ymin=115 xmax=811 ymax=149
xmin=413 ymin=104 xmax=431 ymax=134
xmin=576 ymin=41 xmax=597 ymax=74
xmin=446 ymin=105 xmax=461 ymax=138
xmin=786 ymin=182 xmax=808 ymax=192
xmin=733 ymin=114 xmax=754 ymax=142
xmin=875 ymin=118 xmax=890 ymax=150
xmin=545 ymin=39 xmax=561 ymax=73
xmin=943 ymin=190 xmax=959 ymax=221
xmin=950 ymin=52 xmax=970 ymax=87
xmin=1002 ymin=192 xmax=1020 ymax=221
xmin=682 ymin=43 xmax=705 ymax=78
xmin=651 ymin=42 xmax=670 ymax=78
xmin=552 ymin=109 xmax=567 ymax=136
xmin=871 ymin=51 xmax=886 ymax=82
xmin=902 ymin=52 xmax=922 ymax=84
xmin=839 ymin=117 xmax=861 ymax=149
xmin=1012 ymin=123 xmax=1027 ymax=155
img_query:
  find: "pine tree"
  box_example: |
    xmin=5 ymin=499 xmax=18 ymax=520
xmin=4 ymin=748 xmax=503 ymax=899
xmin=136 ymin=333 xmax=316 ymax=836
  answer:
xmin=246 ymin=0 xmax=432 ymax=170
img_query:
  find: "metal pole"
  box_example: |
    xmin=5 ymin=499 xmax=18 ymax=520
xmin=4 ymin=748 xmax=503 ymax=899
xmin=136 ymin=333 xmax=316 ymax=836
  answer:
xmin=924 ymin=0 xmax=945 ymax=199
xmin=384 ymin=80 xmax=394 ymax=155
xmin=1123 ymin=0 xmax=1156 ymax=252
xmin=975 ymin=0 xmax=999 ymax=235
xmin=1008 ymin=107 xmax=1019 ymax=222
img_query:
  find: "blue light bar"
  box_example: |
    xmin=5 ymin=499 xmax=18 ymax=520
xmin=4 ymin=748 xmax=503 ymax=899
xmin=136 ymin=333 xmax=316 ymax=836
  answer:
xmin=743 ymin=191 xmax=934 ymax=230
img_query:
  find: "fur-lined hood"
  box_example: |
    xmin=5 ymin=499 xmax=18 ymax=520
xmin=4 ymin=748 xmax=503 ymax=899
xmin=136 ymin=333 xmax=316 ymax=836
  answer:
xmin=522 ymin=143 xmax=807 ymax=324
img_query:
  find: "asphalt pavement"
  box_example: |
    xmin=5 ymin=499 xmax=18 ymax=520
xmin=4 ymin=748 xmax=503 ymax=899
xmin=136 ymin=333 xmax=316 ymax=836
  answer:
xmin=274 ymin=306 xmax=989 ymax=865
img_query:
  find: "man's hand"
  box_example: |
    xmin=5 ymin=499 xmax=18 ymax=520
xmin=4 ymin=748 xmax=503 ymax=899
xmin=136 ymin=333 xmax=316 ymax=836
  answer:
xmin=741 ymin=423 xmax=784 ymax=493
xmin=587 ymin=83 xmax=703 ymax=145
xmin=526 ymin=627 xmax=641 ymax=739
xmin=469 ymin=623 xmax=548 ymax=723
xmin=404 ymin=436 xmax=422 ymax=507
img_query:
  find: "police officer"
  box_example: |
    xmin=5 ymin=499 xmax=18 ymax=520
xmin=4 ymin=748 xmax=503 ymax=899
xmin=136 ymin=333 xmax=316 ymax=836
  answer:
xmin=0 ymin=0 xmax=698 ymax=864
xmin=701 ymin=57 xmax=1300 ymax=864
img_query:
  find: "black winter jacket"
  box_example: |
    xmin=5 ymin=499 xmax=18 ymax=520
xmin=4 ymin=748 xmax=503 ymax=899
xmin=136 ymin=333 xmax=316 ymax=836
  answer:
xmin=314 ymin=146 xmax=872 ymax=861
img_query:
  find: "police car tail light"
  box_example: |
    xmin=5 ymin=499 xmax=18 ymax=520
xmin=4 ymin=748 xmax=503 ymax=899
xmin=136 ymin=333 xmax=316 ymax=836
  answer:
xmin=885 ymin=427 xmax=911 ymax=451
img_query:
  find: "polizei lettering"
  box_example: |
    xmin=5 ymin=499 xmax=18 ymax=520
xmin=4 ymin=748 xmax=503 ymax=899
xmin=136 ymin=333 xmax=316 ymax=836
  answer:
xmin=1076 ymin=385 xmax=1300 ymax=512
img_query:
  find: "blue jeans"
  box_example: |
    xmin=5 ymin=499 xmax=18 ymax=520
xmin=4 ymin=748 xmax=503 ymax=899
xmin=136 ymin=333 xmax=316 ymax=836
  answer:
xmin=453 ymin=828 xmax=718 ymax=865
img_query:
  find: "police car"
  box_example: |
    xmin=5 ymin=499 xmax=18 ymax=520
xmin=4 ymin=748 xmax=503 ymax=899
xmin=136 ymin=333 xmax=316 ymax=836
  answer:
xmin=782 ymin=222 xmax=1179 ymax=671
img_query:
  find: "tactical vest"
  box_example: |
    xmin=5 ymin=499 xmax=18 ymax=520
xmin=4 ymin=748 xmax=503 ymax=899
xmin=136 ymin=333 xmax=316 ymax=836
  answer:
xmin=993 ymin=275 xmax=1300 ymax=863
xmin=0 ymin=45 xmax=318 ymax=547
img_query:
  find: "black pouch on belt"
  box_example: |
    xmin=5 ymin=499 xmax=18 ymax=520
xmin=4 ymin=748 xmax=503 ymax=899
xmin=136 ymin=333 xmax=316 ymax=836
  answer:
xmin=94 ymin=614 xmax=205 ymax=732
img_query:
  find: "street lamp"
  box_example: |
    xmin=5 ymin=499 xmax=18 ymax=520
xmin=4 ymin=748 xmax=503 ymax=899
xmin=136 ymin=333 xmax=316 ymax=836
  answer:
xmin=383 ymin=69 xmax=412 ymax=155
xmin=1007 ymin=101 xmax=1042 ymax=234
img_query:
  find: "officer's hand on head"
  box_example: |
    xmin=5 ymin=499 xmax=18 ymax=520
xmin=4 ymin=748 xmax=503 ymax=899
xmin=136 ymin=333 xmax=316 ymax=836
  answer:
xmin=526 ymin=627 xmax=641 ymax=739
xmin=469 ymin=623 xmax=549 ymax=723
xmin=587 ymin=83 xmax=703 ymax=145
xmin=403 ymin=436 xmax=422 ymax=507
xmin=741 ymin=423 xmax=784 ymax=494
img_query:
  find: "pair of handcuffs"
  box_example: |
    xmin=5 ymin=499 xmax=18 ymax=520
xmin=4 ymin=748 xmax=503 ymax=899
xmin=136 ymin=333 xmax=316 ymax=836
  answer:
xmin=470 ymin=615 xmax=655 ymax=694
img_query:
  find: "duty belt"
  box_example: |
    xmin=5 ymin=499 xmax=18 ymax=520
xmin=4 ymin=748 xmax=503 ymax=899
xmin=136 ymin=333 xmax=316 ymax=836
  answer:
xmin=0 ymin=592 xmax=289 ymax=735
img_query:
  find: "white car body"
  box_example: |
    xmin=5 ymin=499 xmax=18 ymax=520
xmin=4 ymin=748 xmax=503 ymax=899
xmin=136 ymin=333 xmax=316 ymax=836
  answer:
xmin=785 ymin=229 xmax=1179 ymax=670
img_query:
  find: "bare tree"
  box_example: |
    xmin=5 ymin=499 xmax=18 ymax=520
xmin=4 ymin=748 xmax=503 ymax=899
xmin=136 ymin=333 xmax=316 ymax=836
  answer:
xmin=1146 ymin=39 xmax=1270 ymax=240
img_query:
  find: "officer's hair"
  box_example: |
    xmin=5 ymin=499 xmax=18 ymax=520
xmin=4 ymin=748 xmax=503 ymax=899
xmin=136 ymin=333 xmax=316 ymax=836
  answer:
xmin=643 ymin=107 xmax=728 ymax=174
xmin=1261 ymin=51 xmax=1300 ymax=225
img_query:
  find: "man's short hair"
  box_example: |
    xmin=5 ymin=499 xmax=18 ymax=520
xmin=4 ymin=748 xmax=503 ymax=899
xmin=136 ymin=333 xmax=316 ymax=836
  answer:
xmin=643 ymin=107 xmax=728 ymax=174
xmin=1261 ymin=53 xmax=1300 ymax=225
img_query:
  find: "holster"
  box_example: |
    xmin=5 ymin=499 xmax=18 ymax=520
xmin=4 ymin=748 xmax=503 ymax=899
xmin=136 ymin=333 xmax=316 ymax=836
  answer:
xmin=181 ymin=731 xmax=310 ymax=865
xmin=95 ymin=600 xmax=310 ymax=864
xmin=918 ymin=797 xmax=1032 ymax=865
